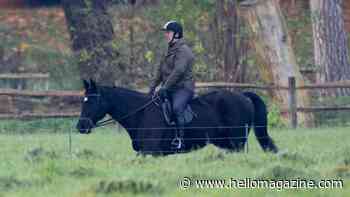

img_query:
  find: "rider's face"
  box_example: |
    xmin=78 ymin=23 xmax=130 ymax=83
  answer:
xmin=164 ymin=31 xmax=174 ymax=43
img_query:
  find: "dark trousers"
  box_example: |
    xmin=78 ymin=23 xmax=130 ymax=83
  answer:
xmin=168 ymin=88 xmax=194 ymax=125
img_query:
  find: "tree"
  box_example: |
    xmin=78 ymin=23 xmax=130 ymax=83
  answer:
xmin=241 ymin=0 xmax=314 ymax=126
xmin=279 ymin=0 xmax=309 ymax=17
xmin=61 ymin=0 xmax=123 ymax=85
xmin=223 ymin=0 xmax=240 ymax=82
xmin=310 ymin=0 xmax=350 ymax=96
xmin=1 ymin=0 xmax=127 ymax=85
xmin=213 ymin=0 xmax=246 ymax=82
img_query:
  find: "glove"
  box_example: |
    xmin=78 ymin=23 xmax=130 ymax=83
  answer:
xmin=158 ymin=88 xmax=168 ymax=99
xmin=148 ymin=87 xmax=156 ymax=97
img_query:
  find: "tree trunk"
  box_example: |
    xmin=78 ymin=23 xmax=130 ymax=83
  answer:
xmin=241 ymin=0 xmax=314 ymax=127
xmin=224 ymin=0 xmax=240 ymax=82
xmin=214 ymin=0 xmax=241 ymax=82
xmin=279 ymin=0 xmax=306 ymax=17
xmin=310 ymin=0 xmax=350 ymax=96
xmin=343 ymin=0 xmax=350 ymax=32
xmin=128 ymin=2 xmax=136 ymax=67
xmin=213 ymin=0 xmax=225 ymax=81
xmin=61 ymin=0 xmax=122 ymax=86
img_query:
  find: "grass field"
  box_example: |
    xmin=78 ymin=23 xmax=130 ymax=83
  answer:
xmin=0 ymin=120 xmax=349 ymax=197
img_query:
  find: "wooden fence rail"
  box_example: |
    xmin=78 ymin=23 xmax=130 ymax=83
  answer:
xmin=0 ymin=73 xmax=50 ymax=79
xmin=0 ymin=112 xmax=80 ymax=119
xmin=1 ymin=77 xmax=350 ymax=128
xmin=195 ymin=82 xmax=289 ymax=90
xmin=0 ymin=89 xmax=82 ymax=97
xmin=0 ymin=73 xmax=50 ymax=90
xmin=198 ymin=79 xmax=350 ymax=128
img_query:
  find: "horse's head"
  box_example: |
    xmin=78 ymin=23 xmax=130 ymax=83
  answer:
xmin=76 ymin=79 xmax=109 ymax=134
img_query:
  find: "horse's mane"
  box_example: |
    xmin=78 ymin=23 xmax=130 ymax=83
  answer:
xmin=100 ymin=84 xmax=221 ymax=102
xmin=100 ymin=86 xmax=147 ymax=99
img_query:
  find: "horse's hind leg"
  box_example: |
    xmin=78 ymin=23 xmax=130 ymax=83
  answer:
xmin=212 ymin=128 xmax=249 ymax=152
xmin=232 ymin=127 xmax=250 ymax=152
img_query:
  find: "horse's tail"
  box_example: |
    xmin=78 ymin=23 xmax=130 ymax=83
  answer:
xmin=243 ymin=92 xmax=278 ymax=153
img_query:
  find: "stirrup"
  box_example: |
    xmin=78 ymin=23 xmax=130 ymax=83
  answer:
xmin=171 ymin=137 xmax=183 ymax=150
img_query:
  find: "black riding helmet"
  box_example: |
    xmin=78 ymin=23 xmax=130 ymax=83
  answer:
xmin=161 ymin=21 xmax=183 ymax=42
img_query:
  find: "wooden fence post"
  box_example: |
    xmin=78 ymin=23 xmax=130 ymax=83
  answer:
xmin=288 ymin=77 xmax=297 ymax=128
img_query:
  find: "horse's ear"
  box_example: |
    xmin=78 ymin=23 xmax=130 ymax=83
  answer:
xmin=83 ymin=80 xmax=89 ymax=90
xmin=89 ymin=79 xmax=96 ymax=90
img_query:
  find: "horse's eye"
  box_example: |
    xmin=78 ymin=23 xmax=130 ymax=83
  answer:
xmin=83 ymin=97 xmax=88 ymax=102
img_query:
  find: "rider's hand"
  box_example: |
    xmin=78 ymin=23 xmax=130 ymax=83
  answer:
xmin=148 ymin=87 xmax=156 ymax=97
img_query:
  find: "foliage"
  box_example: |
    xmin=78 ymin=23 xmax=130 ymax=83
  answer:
xmin=0 ymin=1 xmax=316 ymax=89
xmin=120 ymin=0 xmax=220 ymax=86
xmin=267 ymin=103 xmax=287 ymax=128
xmin=0 ymin=8 xmax=79 ymax=90
xmin=2 ymin=2 xmax=350 ymax=127
xmin=312 ymin=96 xmax=350 ymax=127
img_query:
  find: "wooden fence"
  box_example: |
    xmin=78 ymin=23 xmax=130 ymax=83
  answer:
xmin=199 ymin=78 xmax=350 ymax=128
xmin=1 ymin=77 xmax=350 ymax=128
xmin=0 ymin=73 xmax=50 ymax=90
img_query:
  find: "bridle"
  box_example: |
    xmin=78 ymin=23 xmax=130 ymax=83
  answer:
xmin=93 ymin=95 xmax=160 ymax=129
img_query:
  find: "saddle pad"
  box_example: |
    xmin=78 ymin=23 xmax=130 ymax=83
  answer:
xmin=161 ymin=99 xmax=195 ymax=126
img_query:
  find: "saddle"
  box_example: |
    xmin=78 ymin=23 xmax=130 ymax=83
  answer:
xmin=161 ymin=98 xmax=195 ymax=126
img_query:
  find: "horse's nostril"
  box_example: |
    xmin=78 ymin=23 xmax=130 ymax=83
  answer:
xmin=76 ymin=118 xmax=95 ymax=133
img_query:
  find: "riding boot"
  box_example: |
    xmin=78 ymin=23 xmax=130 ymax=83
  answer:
xmin=171 ymin=114 xmax=185 ymax=150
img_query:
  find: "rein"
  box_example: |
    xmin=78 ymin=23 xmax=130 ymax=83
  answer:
xmin=94 ymin=95 xmax=160 ymax=128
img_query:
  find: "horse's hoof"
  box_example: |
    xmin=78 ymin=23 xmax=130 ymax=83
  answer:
xmin=276 ymin=149 xmax=289 ymax=157
xmin=171 ymin=137 xmax=184 ymax=150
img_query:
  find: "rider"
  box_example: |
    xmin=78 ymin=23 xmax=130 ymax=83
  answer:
xmin=148 ymin=20 xmax=195 ymax=149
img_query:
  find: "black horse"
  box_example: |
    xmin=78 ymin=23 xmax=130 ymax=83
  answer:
xmin=76 ymin=80 xmax=278 ymax=155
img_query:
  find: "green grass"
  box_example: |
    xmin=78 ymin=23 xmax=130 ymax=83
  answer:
xmin=0 ymin=122 xmax=349 ymax=196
